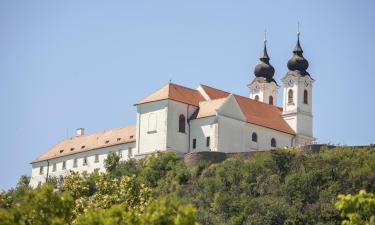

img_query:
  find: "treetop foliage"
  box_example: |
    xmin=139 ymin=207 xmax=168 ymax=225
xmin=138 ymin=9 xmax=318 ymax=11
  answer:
xmin=1 ymin=147 xmax=374 ymax=225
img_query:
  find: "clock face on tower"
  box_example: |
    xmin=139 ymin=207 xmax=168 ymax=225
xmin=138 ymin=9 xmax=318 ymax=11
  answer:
xmin=288 ymin=79 xmax=294 ymax=87
xmin=304 ymin=80 xmax=309 ymax=87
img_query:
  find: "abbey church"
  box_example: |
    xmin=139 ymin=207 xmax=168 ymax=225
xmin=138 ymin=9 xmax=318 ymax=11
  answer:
xmin=30 ymin=34 xmax=315 ymax=187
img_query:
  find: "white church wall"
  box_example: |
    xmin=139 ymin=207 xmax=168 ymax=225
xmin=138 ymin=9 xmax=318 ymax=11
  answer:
xmin=217 ymin=115 xmax=294 ymax=152
xmin=136 ymin=100 xmax=169 ymax=155
xmin=30 ymin=142 xmax=135 ymax=188
xmin=166 ymin=100 xmax=198 ymax=155
xmin=189 ymin=116 xmax=218 ymax=152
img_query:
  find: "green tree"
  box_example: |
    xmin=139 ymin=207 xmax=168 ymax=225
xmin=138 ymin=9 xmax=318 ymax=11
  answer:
xmin=336 ymin=190 xmax=375 ymax=225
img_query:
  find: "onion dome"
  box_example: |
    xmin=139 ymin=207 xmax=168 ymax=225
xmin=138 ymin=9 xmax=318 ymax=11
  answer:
xmin=287 ymin=32 xmax=310 ymax=76
xmin=254 ymin=40 xmax=276 ymax=82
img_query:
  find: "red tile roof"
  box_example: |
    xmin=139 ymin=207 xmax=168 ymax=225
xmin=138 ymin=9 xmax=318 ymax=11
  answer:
xmin=234 ymin=95 xmax=294 ymax=134
xmin=137 ymin=83 xmax=205 ymax=106
xmin=199 ymin=84 xmax=230 ymax=100
xmin=32 ymin=125 xmax=136 ymax=163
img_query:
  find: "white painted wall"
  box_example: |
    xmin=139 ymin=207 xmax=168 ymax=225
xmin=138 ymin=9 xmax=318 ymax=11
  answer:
xmin=136 ymin=100 xmax=169 ymax=155
xmin=166 ymin=100 xmax=198 ymax=155
xmin=248 ymin=81 xmax=278 ymax=106
xmin=217 ymin=115 xmax=294 ymax=152
xmin=189 ymin=116 xmax=218 ymax=152
xmin=30 ymin=142 xmax=135 ymax=188
xmin=282 ymin=74 xmax=314 ymax=145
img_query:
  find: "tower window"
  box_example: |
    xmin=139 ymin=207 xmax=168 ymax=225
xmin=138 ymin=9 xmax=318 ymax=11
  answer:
xmin=179 ymin=114 xmax=186 ymax=133
xmin=271 ymin=138 xmax=277 ymax=147
xmin=206 ymin=136 xmax=210 ymax=147
xmin=251 ymin=132 xmax=258 ymax=142
xmin=288 ymin=89 xmax=294 ymax=104
xmin=269 ymin=96 xmax=273 ymax=105
xmin=192 ymin=138 xmax=197 ymax=149
xmin=303 ymin=90 xmax=308 ymax=104
xmin=255 ymin=95 xmax=259 ymax=101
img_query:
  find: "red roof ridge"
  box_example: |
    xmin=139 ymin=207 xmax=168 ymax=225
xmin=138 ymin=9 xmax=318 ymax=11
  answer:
xmin=233 ymin=94 xmax=283 ymax=110
xmin=199 ymin=83 xmax=231 ymax=94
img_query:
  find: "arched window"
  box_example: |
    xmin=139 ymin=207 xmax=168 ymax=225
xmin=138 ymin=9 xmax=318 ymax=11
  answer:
xmin=148 ymin=113 xmax=157 ymax=132
xmin=179 ymin=114 xmax=186 ymax=133
xmin=288 ymin=89 xmax=294 ymax=104
xmin=271 ymin=138 xmax=276 ymax=147
xmin=255 ymin=95 xmax=259 ymax=101
xmin=303 ymin=90 xmax=308 ymax=104
xmin=251 ymin=132 xmax=258 ymax=142
xmin=269 ymin=96 xmax=273 ymax=105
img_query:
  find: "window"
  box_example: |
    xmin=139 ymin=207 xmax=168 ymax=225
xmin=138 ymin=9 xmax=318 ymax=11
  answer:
xmin=271 ymin=138 xmax=277 ymax=147
xmin=128 ymin=147 xmax=133 ymax=158
xmin=192 ymin=139 xmax=197 ymax=149
xmin=288 ymin=89 xmax=294 ymax=104
xmin=70 ymin=147 xmax=75 ymax=151
xmin=59 ymin=149 xmax=64 ymax=153
xmin=81 ymin=145 xmax=85 ymax=149
xmin=303 ymin=90 xmax=308 ymax=104
xmin=118 ymin=150 xmax=122 ymax=158
xmin=269 ymin=96 xmax=273 ymax=105
xmin=117 ymin=138 xmax=121 ymax=142
xmin=39 ymin=166 xmax=44 ymax=175
xmin=178 ymin=114 xmax=186 ymax=133
xmin=73 ymin=158 xmax=78 ymax=168
xmin=83 ymin=157 xmax=87 ymax=166
xmin=251 ymin=132 xmax=258 ymax=142
xmin=255 ymin=95 xmax=259 ymax=101
xmin=206 ymin=136 xmax=210 ymax=147
xmin=148 ymin=113 xmax=157 ymax=132
xmin=62 ymin=161 xmax=66 ymax=170
xmin=52 ymin=163 xmax=56 ymax=172
xmin=95 ymin=154 xmax=99 ymax=163
xmin=105 ymin=140 xmax=110 ymax=144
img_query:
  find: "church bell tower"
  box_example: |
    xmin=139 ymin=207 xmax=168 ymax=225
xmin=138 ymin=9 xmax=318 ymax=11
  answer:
xmin=248 ymin=37 xmax=278 ymax=105
xmin=282 ymin=32 xmax=315 ymax=146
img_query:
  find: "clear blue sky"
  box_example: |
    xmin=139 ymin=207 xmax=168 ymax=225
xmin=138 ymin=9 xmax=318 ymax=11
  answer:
xmin=1 ymin=0 xmax=374 ymax=190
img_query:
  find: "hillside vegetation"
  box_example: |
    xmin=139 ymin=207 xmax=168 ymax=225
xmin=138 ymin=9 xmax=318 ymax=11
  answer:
xmin=1 ymin=147 xmax=375 ymax=225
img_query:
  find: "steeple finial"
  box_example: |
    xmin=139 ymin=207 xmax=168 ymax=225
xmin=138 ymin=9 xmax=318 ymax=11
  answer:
xmin=260 ymin=29 xmax=270 ymax=60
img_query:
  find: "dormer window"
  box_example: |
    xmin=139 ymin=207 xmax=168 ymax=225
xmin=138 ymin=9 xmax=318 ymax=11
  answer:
xmin=129 ymin=135 xmax=134 ymax=139
xmin=105 ymin=140 xmax=110 ymax=144
xmin=59 ymin=149 xmax=64 ymax=153
xmin=81 ymin=145 xmax=85 ymax=149
xmin=117 ymin=138 xmax=121 ymax=142
xmin=70 ymin=147 xmax=75 ymax=151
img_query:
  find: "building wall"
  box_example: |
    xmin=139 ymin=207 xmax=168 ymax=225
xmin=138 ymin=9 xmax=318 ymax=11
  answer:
xmin=30 ymin=142 xmax=135 ymax=188
xmin=166 ymin=100 xmax=198 ymax=155
xmin=282 ymin=74 xmax=314 ymax=143
xmin=136 ymin=100 xmax=169 ymax=155
xmin=189 ymin=116 xmax=218 ymax=152
xmin=217 ymin=115 xmax=294 ymax=152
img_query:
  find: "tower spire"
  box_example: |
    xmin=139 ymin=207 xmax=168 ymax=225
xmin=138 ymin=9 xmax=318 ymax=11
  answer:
xmin=287 ymin=26 xmax=310 ymax=76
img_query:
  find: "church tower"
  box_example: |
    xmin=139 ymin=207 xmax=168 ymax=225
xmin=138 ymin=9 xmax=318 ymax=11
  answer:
xmin=282 ymin=32 xmax=315 ymax=146
xmin=248 ymin=38 xmax=278 ymax=105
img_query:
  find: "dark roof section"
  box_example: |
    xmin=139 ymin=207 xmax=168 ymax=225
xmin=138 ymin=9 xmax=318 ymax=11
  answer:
xmin=287 ymin=33 xmax=310 ymax=77
xmin=254 ymin=40 xmax=276 ymax=83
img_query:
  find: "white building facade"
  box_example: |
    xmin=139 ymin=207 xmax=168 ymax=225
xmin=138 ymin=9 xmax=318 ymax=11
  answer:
xmin=30 ymin=35 xmax=315 ymax=188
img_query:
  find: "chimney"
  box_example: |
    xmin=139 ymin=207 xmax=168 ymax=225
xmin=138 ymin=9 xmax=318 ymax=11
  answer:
xmin=76 ymin=128 xmax=84 ymax=137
